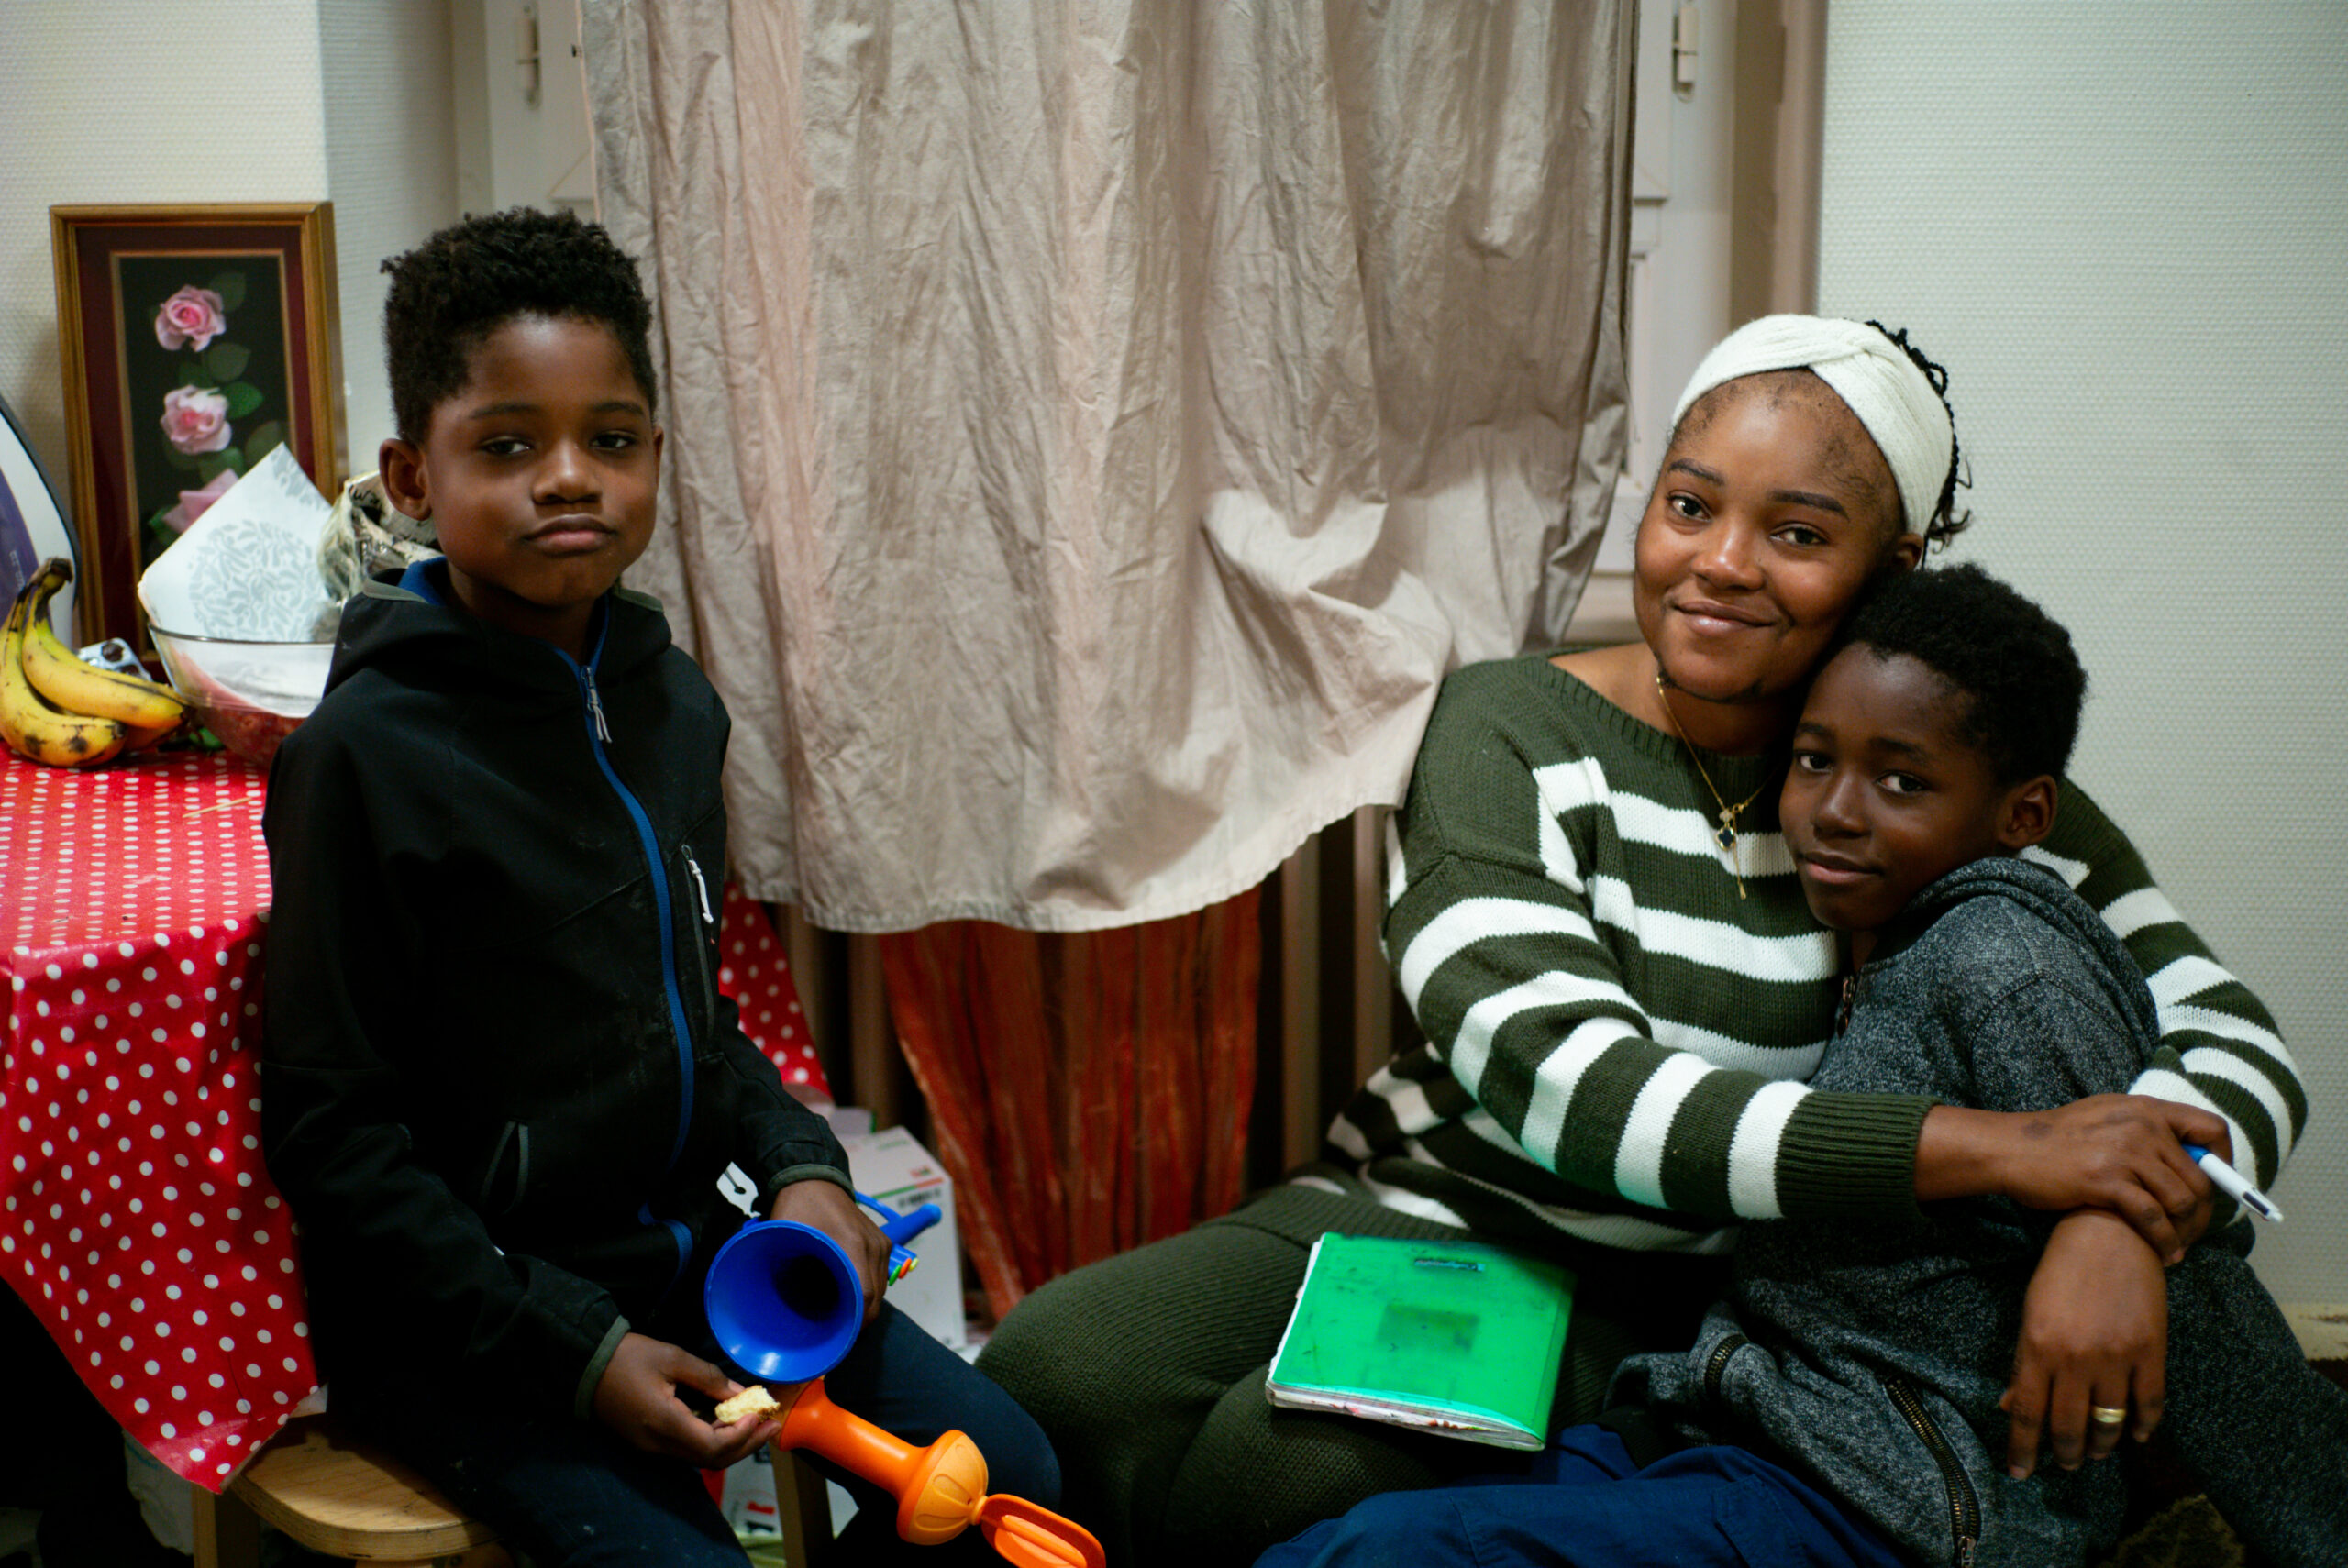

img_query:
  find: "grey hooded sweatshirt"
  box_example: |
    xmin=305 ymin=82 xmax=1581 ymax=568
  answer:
xmin=1611 ymin=856 xmax=2346 ymax=1568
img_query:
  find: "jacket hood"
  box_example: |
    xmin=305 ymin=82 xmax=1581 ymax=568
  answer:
xmin=1874 ymin=854 xmax=2156 ymax=1041
xmin=324 ymin=558 xmax=672 ymax=701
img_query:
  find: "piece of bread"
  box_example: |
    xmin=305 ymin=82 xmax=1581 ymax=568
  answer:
xmin=714 ymin=1385 xmax=781 ymax=1426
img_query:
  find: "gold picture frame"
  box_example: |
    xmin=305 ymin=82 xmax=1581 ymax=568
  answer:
xmin=51 ymin=202 xmax=344 ymax=648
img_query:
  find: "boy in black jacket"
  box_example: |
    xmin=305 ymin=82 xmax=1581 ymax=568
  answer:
xmin=262 ymin=207 xmax=1055 ymax=1566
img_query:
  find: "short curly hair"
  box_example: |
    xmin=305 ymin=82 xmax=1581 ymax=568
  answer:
xmin=1839 ymin=562 xmax=2086 ymax=783
xmin=381 ymin=206 xmax=657 ymax=441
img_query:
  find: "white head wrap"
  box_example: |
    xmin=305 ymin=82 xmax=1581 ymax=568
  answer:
xmin=1670 ymin=315 xmax=1954 ymax=537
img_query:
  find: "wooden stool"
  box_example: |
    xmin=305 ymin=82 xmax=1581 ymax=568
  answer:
xmin=769 ymin=1445 xmax=837 ymax=1566
xmin=191 ymin=1416 xmax=506 ymax=1568
xmin=191 ymin=1419 xmax=847 ymax=1568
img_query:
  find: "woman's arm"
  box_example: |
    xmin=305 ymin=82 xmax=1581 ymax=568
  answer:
xmin=1923 ymin=912 xmax=2225 ymax=1472
xmin=1344 ymin=665 xmax=1933 ymax=1231
xmin=1914 ymin=1096 xmax=2221 ymax=1263
xmin=2040 ymin=780 xmax=2305 ymax=1191
xmin=1903 ymin=782 xmax=2307 ymax=1249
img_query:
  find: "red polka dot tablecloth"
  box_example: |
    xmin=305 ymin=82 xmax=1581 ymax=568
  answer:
xmin=0 ymin=749 xmax=307 ymax=1493
xmin=2 ymin=751 xmax=831 ymax=1494
xmin=716 ymin=880 xmax=829 ymax=1101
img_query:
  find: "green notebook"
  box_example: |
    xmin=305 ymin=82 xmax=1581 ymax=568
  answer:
xmin=1266 ymin=1231 xmax=1574 ymax=1450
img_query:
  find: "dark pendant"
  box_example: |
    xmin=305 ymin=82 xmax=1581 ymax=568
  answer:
xmin=1715 ymin=812 xmax=1737 ymax=851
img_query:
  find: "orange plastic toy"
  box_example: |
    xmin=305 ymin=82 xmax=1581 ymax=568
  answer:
xmin=772 ymin=1379 xmax=1105 ymax=1567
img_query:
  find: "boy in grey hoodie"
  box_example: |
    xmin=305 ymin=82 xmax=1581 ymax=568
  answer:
xmin=1611 ymin=562 xmax=2347 ymax=1566
xmin=1263 ymin=565 xmax=2345 ymax=1568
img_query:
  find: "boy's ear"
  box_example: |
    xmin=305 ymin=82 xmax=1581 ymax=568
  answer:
xmin=1994 ymin=776 xmax=2058 ymax=852
xmin=378 ymin=436 xmax=430 ymax=521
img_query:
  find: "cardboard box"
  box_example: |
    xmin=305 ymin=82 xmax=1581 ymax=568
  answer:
xmin=840 ymin=1125 xmax=966 ymax=1353
xmin=719 ymin=1450 xmax=780 ymax=1536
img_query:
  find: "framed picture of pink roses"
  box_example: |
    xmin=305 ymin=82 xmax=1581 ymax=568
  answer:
xmin=50 ymin=203 xmax=343 ymax=646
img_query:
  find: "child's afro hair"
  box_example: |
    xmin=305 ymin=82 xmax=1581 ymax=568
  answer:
xmin=1840 ymin=562 xmax=2087 ymax=784
xmin=381 ymin=206 xmax=657 ymax=441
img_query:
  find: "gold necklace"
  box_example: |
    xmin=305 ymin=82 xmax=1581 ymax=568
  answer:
xmin=1654 ymin=670 xmax=1766 ymax=899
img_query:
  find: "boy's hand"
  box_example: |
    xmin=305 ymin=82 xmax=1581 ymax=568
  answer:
xmin=769 ymin=1178 xmax=890 ymax=1326
xmin=591 ymin=1331 xmax=779 ymax=1468
xmin=2002 ymin=1209 xmax=2166 ymax=1478
xmin=1920 ymin=1095 xmax=2222 ymax=1264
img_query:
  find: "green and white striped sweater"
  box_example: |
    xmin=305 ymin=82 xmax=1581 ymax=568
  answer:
xmin=1328 ymin=653 xmax=2306 ymax=1253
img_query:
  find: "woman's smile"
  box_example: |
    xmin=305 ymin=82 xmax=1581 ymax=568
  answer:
xmin=1629 ymin=370 xmax=1917 ymax=749
xmin=1668 ymin=595 xmax=1772 ymax=635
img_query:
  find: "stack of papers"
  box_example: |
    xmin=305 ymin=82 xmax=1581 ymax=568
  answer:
xmin=138 ymin=444 xmax=335 ymax=639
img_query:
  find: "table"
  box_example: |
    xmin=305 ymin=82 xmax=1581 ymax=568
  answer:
xmin=1 ymin=749 xmax=302 ymax=1492
xmin=1 ymin=746 xmax=832 ymax=1495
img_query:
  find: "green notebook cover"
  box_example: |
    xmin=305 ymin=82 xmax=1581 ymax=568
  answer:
xmin=1265 ymin=1231 xmax=1574 ymax=1450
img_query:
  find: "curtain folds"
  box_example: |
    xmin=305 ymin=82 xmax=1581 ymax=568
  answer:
xmin=583 ymin=0 xmax=1635 ymax=934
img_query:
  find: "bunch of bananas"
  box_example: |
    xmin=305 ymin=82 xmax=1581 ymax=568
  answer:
xmin=1 ymin=558 xmax=185 ymax=767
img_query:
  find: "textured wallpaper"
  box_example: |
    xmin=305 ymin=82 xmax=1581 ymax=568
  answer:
xmin=1821 ymin=3 xmax=2348 ymax=1301
xmin=0 ymin=2 xmax=328 ymax=493
xmin=319 ymin=0 xmax=459 ymax=472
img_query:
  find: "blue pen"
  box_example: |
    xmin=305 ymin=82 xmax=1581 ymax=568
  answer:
xmin=2183 ymin=1143 xmax=2283 ymax=1223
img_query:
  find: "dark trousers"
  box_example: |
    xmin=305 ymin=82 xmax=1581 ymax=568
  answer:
xmin=976 ymin=1183 xmax=1724 ymax=1567
xmin=355 ymin=1303 xmax=1058 ymax=1568
xmin=0 ymin=1288 xmax=186 ymax=1567
xmin=1254 ymin=1424 xmax=1905 ymax=1568
xmin=2155 ymin=1232 xmax=2348 ymax=1568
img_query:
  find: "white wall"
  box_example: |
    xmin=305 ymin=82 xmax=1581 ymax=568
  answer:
xmin=1821 ymin=2 xmax=2348 ymax=1300
xmin=1572 ymin=0 xmax=1745 ymax=643
xmin=328 ymin=0 xmax=588 ymax=466
xmin=454 ymin=0 xmax=597 ymax=222
xmin=0 ymin=2 xmax=328 ymax=491
xmin=0 ymin=1 xmax=470 ymax=511
xmin=320 ymin=0 xmax=459 ymax=468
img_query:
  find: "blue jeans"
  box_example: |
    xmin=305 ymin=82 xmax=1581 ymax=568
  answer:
xmin=1255 ymin=1424 xmax=1903 ymax=1568
xmin=355 ymin=1303 xmax=1059 ymax=1567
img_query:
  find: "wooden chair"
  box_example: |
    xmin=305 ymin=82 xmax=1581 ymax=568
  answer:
xmin=191 ymin=1416 xmax=505 ymax=1568
xmin=191 ymin=1418 xmax=838 ymax=1568
xmin=770 ymin=1446 xmax=838 ymax=1566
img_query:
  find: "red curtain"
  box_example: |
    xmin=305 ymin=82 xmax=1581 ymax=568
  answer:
xmin=878 ymin=889 xmax=1260 ymax=1318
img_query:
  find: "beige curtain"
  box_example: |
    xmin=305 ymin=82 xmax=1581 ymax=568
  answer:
xmin=584 ymin=0 xmax=1634 ymax=934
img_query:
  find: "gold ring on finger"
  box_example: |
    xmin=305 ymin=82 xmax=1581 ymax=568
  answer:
xmin=2088 ymin=1404 xmax=2128 ymax=1426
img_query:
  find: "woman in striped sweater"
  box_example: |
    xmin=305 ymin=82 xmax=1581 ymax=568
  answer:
xmin=977 ymin=315 xmax=2306 ymax=1565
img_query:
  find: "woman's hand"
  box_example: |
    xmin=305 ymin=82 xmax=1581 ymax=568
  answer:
xmin=2001 ymin=1209 xmax=2166 ymax=1478
xmin=1917 ymin=1096 xmax=2223 ymax=1263
xmin=769 ymin=1177 xmax=890 ymax=1325
xmin=590 ymin=1331 xmax=780 ymax=1467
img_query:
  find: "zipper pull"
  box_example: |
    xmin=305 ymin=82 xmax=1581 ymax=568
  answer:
xmin=1702 ymin=1331 xmax=1748 ymax=1402
xmin=582 ymin=670 xmax=612 ymax=743
xmin=683 ymin=849 xmax=715 ymax=927
xmin=1835 ymin=973 xmax=1856 ymax=1034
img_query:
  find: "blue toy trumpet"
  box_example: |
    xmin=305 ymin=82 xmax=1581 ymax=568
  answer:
xmin=704 ymin=1189 xmax=941 ymax=1384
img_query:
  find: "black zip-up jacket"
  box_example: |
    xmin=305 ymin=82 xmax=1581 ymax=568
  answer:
xmin=261 ymin=569 xmax=848 ymax=1423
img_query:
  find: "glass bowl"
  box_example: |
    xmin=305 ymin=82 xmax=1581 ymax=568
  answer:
xmin=148 ymin=624 xmax=335 ymax=769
